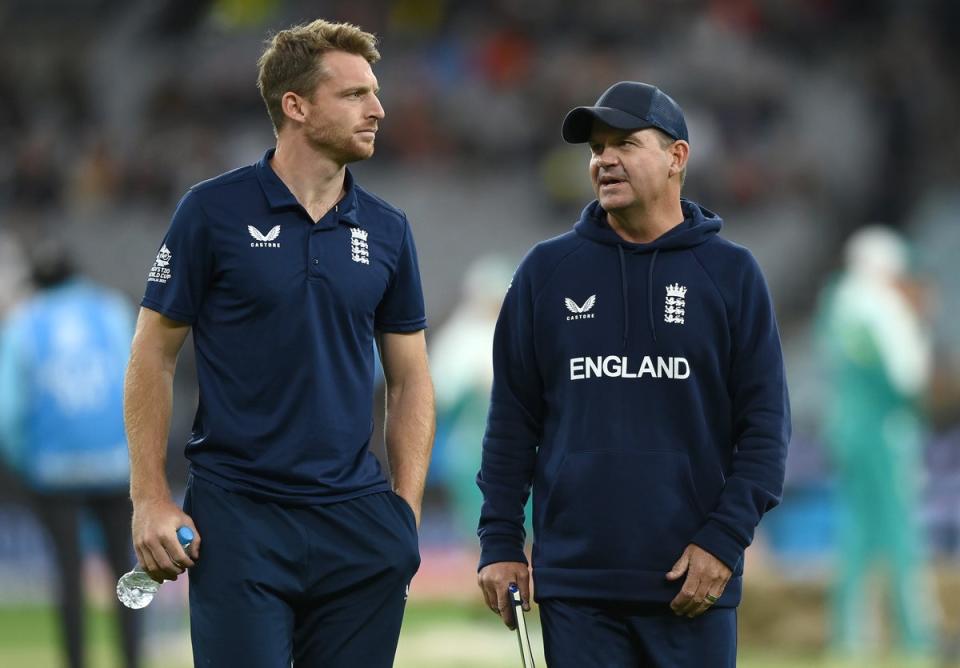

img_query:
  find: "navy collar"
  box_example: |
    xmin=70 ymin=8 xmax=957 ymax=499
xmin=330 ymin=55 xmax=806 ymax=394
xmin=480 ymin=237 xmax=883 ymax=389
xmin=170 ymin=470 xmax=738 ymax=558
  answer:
xmin=255 ymin=148 xmax=360 ymax=229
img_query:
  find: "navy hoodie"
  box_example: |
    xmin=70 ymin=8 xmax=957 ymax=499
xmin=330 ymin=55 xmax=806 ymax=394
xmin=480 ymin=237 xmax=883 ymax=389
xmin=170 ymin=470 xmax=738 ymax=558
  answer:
xmin=477 ymin=198 xmax=790 ymax=607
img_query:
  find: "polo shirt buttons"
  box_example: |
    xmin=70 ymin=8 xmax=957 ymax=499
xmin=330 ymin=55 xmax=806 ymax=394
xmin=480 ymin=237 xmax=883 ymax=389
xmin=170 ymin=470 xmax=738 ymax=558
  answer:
xmin=312 ymin=258 xmax=319 ymax=265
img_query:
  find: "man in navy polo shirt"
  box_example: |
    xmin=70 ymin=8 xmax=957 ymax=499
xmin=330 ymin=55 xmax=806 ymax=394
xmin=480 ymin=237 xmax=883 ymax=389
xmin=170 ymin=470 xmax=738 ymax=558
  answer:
xmin=123 ymin=19 xmax=435 ymax=667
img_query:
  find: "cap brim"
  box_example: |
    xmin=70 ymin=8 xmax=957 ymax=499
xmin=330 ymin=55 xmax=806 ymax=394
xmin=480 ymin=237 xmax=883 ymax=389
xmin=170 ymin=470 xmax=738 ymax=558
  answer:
xmin=561 ymin=106 xmax=652 ymax=143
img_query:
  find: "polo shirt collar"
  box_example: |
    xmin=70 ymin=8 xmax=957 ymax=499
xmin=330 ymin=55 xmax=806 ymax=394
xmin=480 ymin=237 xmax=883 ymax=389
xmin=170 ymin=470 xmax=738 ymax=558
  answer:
xmin=336 ymin=169 xmax=360 ymax=226
xmin=256 ymin=149 xmax=298 ymax=210
xmin=255 ymin=148 xmax=360 ymax=229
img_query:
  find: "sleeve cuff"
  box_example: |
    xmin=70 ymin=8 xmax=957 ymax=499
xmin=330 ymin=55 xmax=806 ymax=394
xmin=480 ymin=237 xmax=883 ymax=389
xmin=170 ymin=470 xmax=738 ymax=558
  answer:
xmin=375 ymin=318 xmax=427 ymax=333
xmin=691 ymin=519 xmax=747 ymax=571
xmin=478 ymin=534 xmax=528 ymax=571
xmin=140 ymin=298 xmax=195 ymax=325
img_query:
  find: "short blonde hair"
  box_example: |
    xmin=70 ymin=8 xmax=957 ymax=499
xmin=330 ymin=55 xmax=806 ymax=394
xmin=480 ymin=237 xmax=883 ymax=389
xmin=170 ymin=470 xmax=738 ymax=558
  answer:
xmin=257 ymin=19 xmax=380 ymax=134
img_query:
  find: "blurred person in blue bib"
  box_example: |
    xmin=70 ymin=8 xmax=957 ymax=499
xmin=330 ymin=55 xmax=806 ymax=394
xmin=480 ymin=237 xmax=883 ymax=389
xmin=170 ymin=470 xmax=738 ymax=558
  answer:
xmin=0 ymin=240 xmax=140 ymax=668
xmin=817 ymin=226 xmax=939 ymax=661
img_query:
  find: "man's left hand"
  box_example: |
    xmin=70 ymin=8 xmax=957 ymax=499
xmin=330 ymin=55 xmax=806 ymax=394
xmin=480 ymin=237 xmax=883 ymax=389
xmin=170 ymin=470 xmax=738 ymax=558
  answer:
xmin=665 ymin=544 xmax=732 ymax=618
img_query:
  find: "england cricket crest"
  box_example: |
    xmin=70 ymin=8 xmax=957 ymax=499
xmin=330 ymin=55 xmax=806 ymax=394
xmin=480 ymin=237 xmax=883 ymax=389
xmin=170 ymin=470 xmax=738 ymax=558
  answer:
xmin=664 ymin=283 xmax=687 ymax=325
xmin=350 ymin=227 xmax=370 ymax=265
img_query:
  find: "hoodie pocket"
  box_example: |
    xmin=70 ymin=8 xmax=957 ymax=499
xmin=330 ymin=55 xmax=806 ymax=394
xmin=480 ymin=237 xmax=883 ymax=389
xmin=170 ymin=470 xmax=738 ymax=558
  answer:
xmin=538 ymin=450 xmax=704 ymax=571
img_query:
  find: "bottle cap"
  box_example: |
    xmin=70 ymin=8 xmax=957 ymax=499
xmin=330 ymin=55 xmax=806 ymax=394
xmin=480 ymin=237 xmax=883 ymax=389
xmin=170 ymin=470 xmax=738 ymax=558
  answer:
xmin=176 ymin=526 xmax=194 ymax=547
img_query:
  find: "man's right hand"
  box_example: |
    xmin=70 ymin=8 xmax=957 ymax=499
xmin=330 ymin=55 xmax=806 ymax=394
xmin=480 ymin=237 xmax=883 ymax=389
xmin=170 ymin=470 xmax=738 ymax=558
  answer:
xmin=478 ymin=561 xmax=531 ymax=630
xmin=131 ymin=496 xmax=201 ymax=582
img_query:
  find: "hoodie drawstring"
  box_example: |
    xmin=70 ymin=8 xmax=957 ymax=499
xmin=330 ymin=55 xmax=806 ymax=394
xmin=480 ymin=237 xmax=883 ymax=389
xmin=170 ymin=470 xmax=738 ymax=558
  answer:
xmin=617 ymin=244 xmax=629 ymax=349
xmin=648 ymin=248 xmax=659 ymax=343
xmin=619 ymin=245 xmax=660 ymax=347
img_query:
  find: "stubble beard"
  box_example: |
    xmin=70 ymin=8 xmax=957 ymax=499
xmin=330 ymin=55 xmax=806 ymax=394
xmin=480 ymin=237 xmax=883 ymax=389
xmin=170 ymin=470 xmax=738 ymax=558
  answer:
xmin=597 ymin=190 xmax=631 ymax=213
xmin=596 ymin=178 xmax=644 ymax=213
xmin=306 ymin=122 xmax=374 ymax=164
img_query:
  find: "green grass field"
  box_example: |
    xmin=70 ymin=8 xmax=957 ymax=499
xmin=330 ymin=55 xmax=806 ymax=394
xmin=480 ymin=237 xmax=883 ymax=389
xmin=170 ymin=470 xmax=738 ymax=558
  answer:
xmin=0 ymin=601 xmax=937 ymax=668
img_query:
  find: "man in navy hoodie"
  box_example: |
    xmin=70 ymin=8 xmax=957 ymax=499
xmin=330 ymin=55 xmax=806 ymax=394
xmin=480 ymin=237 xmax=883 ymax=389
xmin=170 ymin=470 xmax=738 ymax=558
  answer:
xmin=477 ymin=82 xmax=790 ymax=666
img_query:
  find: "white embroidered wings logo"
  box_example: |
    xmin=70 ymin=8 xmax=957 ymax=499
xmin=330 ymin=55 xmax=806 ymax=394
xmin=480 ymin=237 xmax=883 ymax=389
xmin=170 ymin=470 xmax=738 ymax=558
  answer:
xmin=565 ymin=295 xmax=596 ymax=314
xmin=248 ymin=225 xmax=281 ymax=242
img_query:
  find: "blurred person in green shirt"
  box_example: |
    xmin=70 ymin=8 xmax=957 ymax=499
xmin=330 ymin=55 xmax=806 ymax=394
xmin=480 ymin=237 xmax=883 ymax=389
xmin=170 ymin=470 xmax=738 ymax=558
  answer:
xmin=430 ymin=255 xmax=514 ymax=539
xmin=817 ymin=225 xmax=939 ymax=661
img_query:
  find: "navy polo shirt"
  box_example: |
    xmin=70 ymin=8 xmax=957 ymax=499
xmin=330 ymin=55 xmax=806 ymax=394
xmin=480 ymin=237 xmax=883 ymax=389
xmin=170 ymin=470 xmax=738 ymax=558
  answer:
xmin=141 ymin=149 xmax=427 ymax=504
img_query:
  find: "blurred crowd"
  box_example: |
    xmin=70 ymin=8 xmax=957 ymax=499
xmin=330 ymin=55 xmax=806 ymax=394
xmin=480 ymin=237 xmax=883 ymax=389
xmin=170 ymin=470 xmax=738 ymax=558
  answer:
xmin=3 ymin=1 xmax=959 ymax=235
xmin=1 ymin=0 xmax=960 ymax=661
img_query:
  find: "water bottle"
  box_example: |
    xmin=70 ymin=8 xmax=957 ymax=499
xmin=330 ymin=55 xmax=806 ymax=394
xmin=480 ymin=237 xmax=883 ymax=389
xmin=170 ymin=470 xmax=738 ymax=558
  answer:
xmin=117 ymin=526 xmax=194 ymax=609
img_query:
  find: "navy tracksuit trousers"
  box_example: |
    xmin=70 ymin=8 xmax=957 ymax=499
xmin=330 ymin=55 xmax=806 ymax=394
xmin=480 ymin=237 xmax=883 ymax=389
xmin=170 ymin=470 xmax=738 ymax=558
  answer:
xmin=183 ymin=474 xmax=420 ymax=667
xmin=539 ymin=598 xmax=737 ymax=667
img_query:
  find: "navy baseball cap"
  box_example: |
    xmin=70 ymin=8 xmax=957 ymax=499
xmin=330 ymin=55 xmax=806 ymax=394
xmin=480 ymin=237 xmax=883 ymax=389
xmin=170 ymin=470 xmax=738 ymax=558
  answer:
xmin=562 ymin=81 xmax=688 ymax=144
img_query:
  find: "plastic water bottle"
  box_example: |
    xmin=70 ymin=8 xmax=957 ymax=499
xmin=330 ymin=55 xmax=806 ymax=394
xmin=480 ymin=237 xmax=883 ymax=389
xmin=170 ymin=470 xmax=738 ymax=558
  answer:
xmin=116 ymin=526 xmax=194 ymax=609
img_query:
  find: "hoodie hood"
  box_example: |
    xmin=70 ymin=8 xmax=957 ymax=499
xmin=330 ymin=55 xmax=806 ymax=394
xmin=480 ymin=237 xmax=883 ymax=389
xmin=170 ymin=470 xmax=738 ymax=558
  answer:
xmin=573 ymin=199 xmax=723 ymax=346
xmin=573 ymin=198 xmax=723 ymax=250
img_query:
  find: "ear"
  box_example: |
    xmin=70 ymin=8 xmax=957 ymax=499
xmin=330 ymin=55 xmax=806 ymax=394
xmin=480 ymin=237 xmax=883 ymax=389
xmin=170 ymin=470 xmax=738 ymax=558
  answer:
xmin=280 ymin=91 xmax=308 ymax=124
xmin=669 ymin=140 xmax=689 ymax=177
